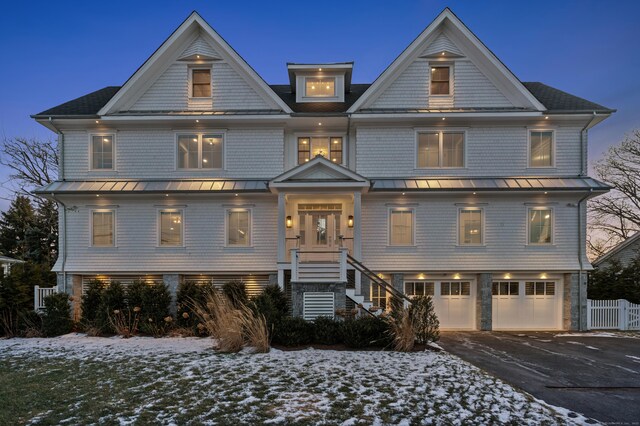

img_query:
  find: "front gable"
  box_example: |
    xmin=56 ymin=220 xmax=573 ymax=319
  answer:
xmin=349 ymin=9 xmax=545 ymax=112
xmin=270 ymin=156 xmax=369 ymax=190
xmin=99 ymin=12 xmax=292 ymax=115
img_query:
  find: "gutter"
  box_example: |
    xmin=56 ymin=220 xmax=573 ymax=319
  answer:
xmin=50 ymin=193 xmax=68 ymax=293
xmin=579 ymin=112 xmax=598 ymax=176
xmin=577 ymin=188 xmax=593 ymax=331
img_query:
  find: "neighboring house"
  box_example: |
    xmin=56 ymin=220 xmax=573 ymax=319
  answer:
xmin=0 ymin=255 xmax=24 ymax=277
xmin=32 ymin=8 xmax=614 ymax=330
xmin=592 ymin=233 xmax=640 ymax=269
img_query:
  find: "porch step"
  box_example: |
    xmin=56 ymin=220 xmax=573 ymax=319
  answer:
xmin=346 ymin=288 xmax=373 ymax=310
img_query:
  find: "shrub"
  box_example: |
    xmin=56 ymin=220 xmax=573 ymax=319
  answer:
xmin=176 ymin=281 xmax=211 ymax=332
xmin=251 ymin=285 xmax=288 ymax=332
xmin=192 ymin=290 xmax=245 ymax=352
xmin=138 ymin=282 xmax=172 ymax=336
xmin=409 ymin=296 xmax=440 ymax=344
xmin=222 ymin=280 xmax=248 ymax=308
xmin=272 ymin=316 xmax=314 ymax=347
xmin=240 ymin=305 xmax=270 ymax=353
xmin=386 ymin=309 xmax=415 ymax=352
xmin=313 ymin=316 xmax=343 ymax=345
xmin=18 ymin=310 xmax=43 ymax=337
xmin=262 ymin=285 xmax=289 ymax=316
xmin=589 ymin=258 xmax=640 ymax=304
xmin=80 ymin=280 xmax=104 ymax=328
xmin=96 ymin=281 xmax=126 ymax=334
xmin=343 ymin=316 xmax=391 ymax=348
xmin=42 ymin=293 xmax=72 ymax=337
xmin=125 ymin=280 xmax=145 ymax=311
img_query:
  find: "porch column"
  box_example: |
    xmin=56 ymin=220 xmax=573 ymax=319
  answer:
xmin=353 ymin=191 xmax=362 ymax=295
xmin=277 ymin=192 xmax=286 ymax=263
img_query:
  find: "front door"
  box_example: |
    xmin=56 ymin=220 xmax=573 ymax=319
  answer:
xmin=298 ymin=203 xmax=342 ymax=256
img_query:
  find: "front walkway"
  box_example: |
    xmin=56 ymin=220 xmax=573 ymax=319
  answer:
xmin=439 ymin=331 xmax=640 ymax=424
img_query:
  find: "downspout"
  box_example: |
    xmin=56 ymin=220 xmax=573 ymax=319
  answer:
xmin=577 ymin=188 xmax=593 ymax=330
xmin=47 ymin=117 xmax=66 ymax=291
xmin=579 ymin=112 xmax=597 ymax=176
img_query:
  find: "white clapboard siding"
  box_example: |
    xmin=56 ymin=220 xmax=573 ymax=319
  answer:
xmin=303 ymin=292 xmax=335 ymax=321
xmin=180 ymin=35 xmax=221 ymax=59
xmin=355 ymin=126 xmax=583 ymax=177
xmin=63 ymin=128 xmax=284 ymax=180
xmin=453 ymin=60 xmax=512 ymax=108
xmin=421 ymin=31 xmax=463 ymax=56
xmin=369 ymin=60 xmax=429 ymax=109
xmin=360 ymin=193 xmax=587 ymax=272
xmin=59 ymin=195 xmax=278 ymax=273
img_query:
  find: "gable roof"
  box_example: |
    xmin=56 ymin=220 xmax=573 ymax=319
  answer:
xmin=270 ymin=155 xmax=369 ymax=190
xmin=96 ymin=11 xmax=292 ymax=115
xmin=347 ymin=8 xmax=546 ymax=113
xmin=593 ymin=232 xmax=640 ymax=267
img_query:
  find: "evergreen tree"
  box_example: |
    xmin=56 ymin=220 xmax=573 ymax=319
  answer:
xmin=0 ymin=196 xmax=35 ymax=260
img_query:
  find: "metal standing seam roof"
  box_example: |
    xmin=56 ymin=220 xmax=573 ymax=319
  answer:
xmin=34 ymin=180 xmax=270 ymax=194
xmin=370 ymin=177 xmax=611 ymax=192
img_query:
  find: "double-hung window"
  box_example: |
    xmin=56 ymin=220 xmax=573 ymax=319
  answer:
xmin=159 ymin=210 xmax=183 ymax=247
xmin=389 ymin=208 xmax=414 ymax=246
xmin=191 ymin=69 xmax=211 ymax=98
xmin=227 ymin=209 xmax=251 ymax=246
xmin=459 ymin=208 xmax=483 ymax=245
xmin=177 ymin=134 xmax=223 ymax=169
xmin=417 ymin=131 xmax=464 ymax=168
xmin=430 ymin=66 xmax=451 ymax=95
xmin=298 ymin=136 xmax=343 ymax=164
xmin=91 ymin=134 xmax=114 ymax=170
xmin=528 ymin=208 xmax=553 ymax=244
xmin=92 ymin=210 xmax=114 ymax=246
xmin=529 ymin=130 xmax=554 ymax=167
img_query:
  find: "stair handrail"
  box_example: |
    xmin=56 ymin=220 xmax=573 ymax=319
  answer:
xmin=346 ymin=254 xmax=412 ymax=305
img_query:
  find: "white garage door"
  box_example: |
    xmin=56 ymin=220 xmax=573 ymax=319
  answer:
xmin=404 ymin=280 xmax=476 ymax=330
xmin=492 ymin=281 xmax=562 ymax=330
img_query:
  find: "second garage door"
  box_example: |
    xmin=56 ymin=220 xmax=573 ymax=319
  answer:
xmin=404 ymin=280 xmax=476 ymax=330
xmin=492 ymin=280 xmax=562 ymax=330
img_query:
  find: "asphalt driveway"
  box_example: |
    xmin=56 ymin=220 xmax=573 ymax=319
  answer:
xmin=439 ymin=331 xmax=640 ymax=424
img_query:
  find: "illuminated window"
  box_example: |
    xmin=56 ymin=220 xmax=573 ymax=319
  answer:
xmin=177 ymin=134 xmax=223 ymax=169
xmin=305 ymin=77 xmax=335 ymax=97
xmin=389 ymin=209 xmax=414 ymax=246
xmin=371 ymin=283 xmax=387 ymax=310
xmin=191 ymin=69 xmax=211 ymax=97
xmin=417 ymin=131 xmax=464 ymax=168
xmin=529 ymin=208 xmax=552 ymax=244
xmin=297 ymin=137 xmax=343 ymax=164
xmin=227 ymin=209 xmax=251 ymax=246
xmin=91 ymin=135 xmax=114 ymax=170
xmin=159 ymin=210 xmax=183 ymax=246
xmin=530 ymin=130 xmax=554 ymax=167
xmin=92 ymin=210 xmax=114 ymax=246
xmin=430 ymin=66 xmax=450 ymax=95
xmin=459 ymin=208 xmax=483 ymax=245
xmin=404 ymin=281 xmax=435 ymax=297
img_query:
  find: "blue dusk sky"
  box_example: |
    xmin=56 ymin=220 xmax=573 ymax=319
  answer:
xmin=0 ymin=0 xmax=638 ymax=209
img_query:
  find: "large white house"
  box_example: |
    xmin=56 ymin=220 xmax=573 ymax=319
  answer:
xmin=34 ymin=9 xmax=613 ymax=330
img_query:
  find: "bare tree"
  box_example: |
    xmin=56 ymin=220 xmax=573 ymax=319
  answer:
xmin=588 ymin=130 xmax=640 ymax=257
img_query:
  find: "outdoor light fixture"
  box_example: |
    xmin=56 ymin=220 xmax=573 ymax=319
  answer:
xmin=347 ymin=215 xmax=354 ymax=228
xmin=286 ymin=216 xmax=293 ymax=228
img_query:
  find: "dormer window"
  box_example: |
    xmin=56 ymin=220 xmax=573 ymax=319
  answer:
xmin=191 ymin=69 xmax=211 ymax=98
xmin=305 ymin=78 xmax=336 ymax=97
xmin=430 ymin=66 xmax=451 ymax=95
xmin=298 ymin=136 xmax=343 ymax=164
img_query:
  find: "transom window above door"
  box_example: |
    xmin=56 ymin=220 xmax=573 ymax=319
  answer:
xmin=417 ymin=131 xmax=464 ymax=168
xmin=177 ymin=133 xmax=223 ymax=169
xmin=298 ymin=137 xmax=343 ymax=164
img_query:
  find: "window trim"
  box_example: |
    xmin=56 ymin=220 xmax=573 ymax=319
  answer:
xmin=90 ymin=209 xmax=116 ymax=247
xmin=415 ymin=129 xmax=466 ymax=169
xmin=388 ymin=207 xmax=416 ymax=247
xmin=303 ymin=76 xmax=337 ymax=98
xmin=88 ymin=133 xmax=116 ymax=171
xmin=157 ymin=208 xmax=185 ymax=248
xmin=404 ymin=280 xmax=435 ymax=297
xmin=225 ymin=207 xmax=253 ymax=247
xmin=294 ymin=133 xmax=347 ymax=166
xmin=527 ymin=129 xmax=556 ymax=168
xmin=527 ymin=206 xmax=554 ymax=245
xmin=189 ymin=67 xmax=212 ymax=99
xmin=175 ymin=131 xmax=225 ymax=170
xmin=457 ymin=207 xmax=485 ymax=246
xmin=429 ymin=64 xmax=454 ymax=97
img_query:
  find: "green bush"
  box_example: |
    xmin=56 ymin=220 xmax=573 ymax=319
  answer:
xmin=176 ymin=281 xmax=211 ymax=331
xmin=96 ymin=281 xmax=126 ymax=334
xmin=222 ymin=280 xmax=248 ymax=308
xmin=409 ymin=296 xmax=440 ymax=343
xmin=313 ymin=316 xmax=343 ymax=345
xmin=42 ymin=293 xmax=72 ymax=337
xmin=343 ymin=316 xmax=391 ymax=348
xmin=262 ymin=285 xmax=289 ymax=316
xmin=138 ymin=282 xmax=172 ymax=336
xmin=251 ymin=285 xmax=289 ymax=332
xmin=272 ymin=316 xmax=314 ymax=346
xmin=80 ymin=280 xmax=104 ymax=328
xmin=125 ymin=280 xmax=146 ymax=311
xmin=18 ymin=310 xmax=43 ymax=337
xmin=589 ymin=258 xmax=640 ymax=304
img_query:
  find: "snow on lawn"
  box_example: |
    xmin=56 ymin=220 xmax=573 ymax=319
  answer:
xmin=0 ymin=334 xmax=596 ymax=425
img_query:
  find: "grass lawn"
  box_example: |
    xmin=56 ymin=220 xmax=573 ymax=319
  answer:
xmin=0 ymin=334 xmax=594 ymax=425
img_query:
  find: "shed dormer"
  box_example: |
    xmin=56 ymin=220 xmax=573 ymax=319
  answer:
xmin=288 ymin=63 xmax=353 ymax=103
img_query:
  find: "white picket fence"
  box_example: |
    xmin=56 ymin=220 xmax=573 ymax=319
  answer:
xmin=34 ymin=286 xmax=57 ymax=311
xmin=587 ymin=299 xmax=640 ymax=330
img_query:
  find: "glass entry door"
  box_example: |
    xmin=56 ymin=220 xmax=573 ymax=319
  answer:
xmin=298 ymin=204 xmax=342 ymax=253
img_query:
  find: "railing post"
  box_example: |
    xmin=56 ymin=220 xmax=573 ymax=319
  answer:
xmin=290 ymin=248 xmax=298 ymax=282
xmin=620 ymin=299 xmax=628 ymax=331
xmin=339 ymin=248 xmax=347 ymax=283
xmin=34 ymin=285 xmax=40 ymax=311
xmin=587 ymin=299 xmax=592 ymax=330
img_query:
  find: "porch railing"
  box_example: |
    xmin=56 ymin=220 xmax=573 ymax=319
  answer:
xmin=290 ymin=248 xmax=348 ymax=283
xmin=34 ymin=286 xmax=57 ymax=311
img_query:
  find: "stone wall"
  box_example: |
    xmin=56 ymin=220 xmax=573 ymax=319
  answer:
xmin=290 ymin=282 xmax=346 ymax=318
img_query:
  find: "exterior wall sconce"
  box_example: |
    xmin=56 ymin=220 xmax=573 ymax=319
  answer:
xmin=286 ymin=216 xmax=293 ymax=228
xmin=347 ymin=215 xmax=354 ymax=228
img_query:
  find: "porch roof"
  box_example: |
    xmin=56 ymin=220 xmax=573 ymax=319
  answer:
xmin=370 ymin=177 xmax=611 ymax=192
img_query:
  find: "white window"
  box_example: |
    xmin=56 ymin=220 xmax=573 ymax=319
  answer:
xmin=440 ymin=281 xmax=471 ymax=296
xmin=430 ymin=66 xmax=451 ymax=95
xmin=371 ymin=283 xmax=388 ymax=310
xmin=227 ymin=209 xmax=251 ymax=246
xmin=417 ymin=131 xmax=464 ymax=168
xmin=304 ymin=77 xmax=336 ymax=97
xmin=297 ymin=136 xmax=343 ymax=164
xmin=92 ymin=210 xmax=114 ymax=247
xmin=191 ymin=68 xmax=211 ymax=98
xmin=91 ymin=134 xmax=114 ymax=170
xmin=459 ymin=208 xmax=483 ymax=245
xmin=159 ymin=210 xmax=183 ymax=247
xmin=528 ymin=208 xmax=553 ymax=244
xmin=525 ymin=281 xmax=555 ymax=296
xmin=529 ymin=130 xmax=554 ymax=167
xmin=389 ymin=208 xmax=414 ymax=246
xmin=177 ymin=133 xmax=223 ymax=169
xmin=404 ymin=281 xmax=435 ymax=297
xmin=492 ymin=281 xmax=519 ymax=296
